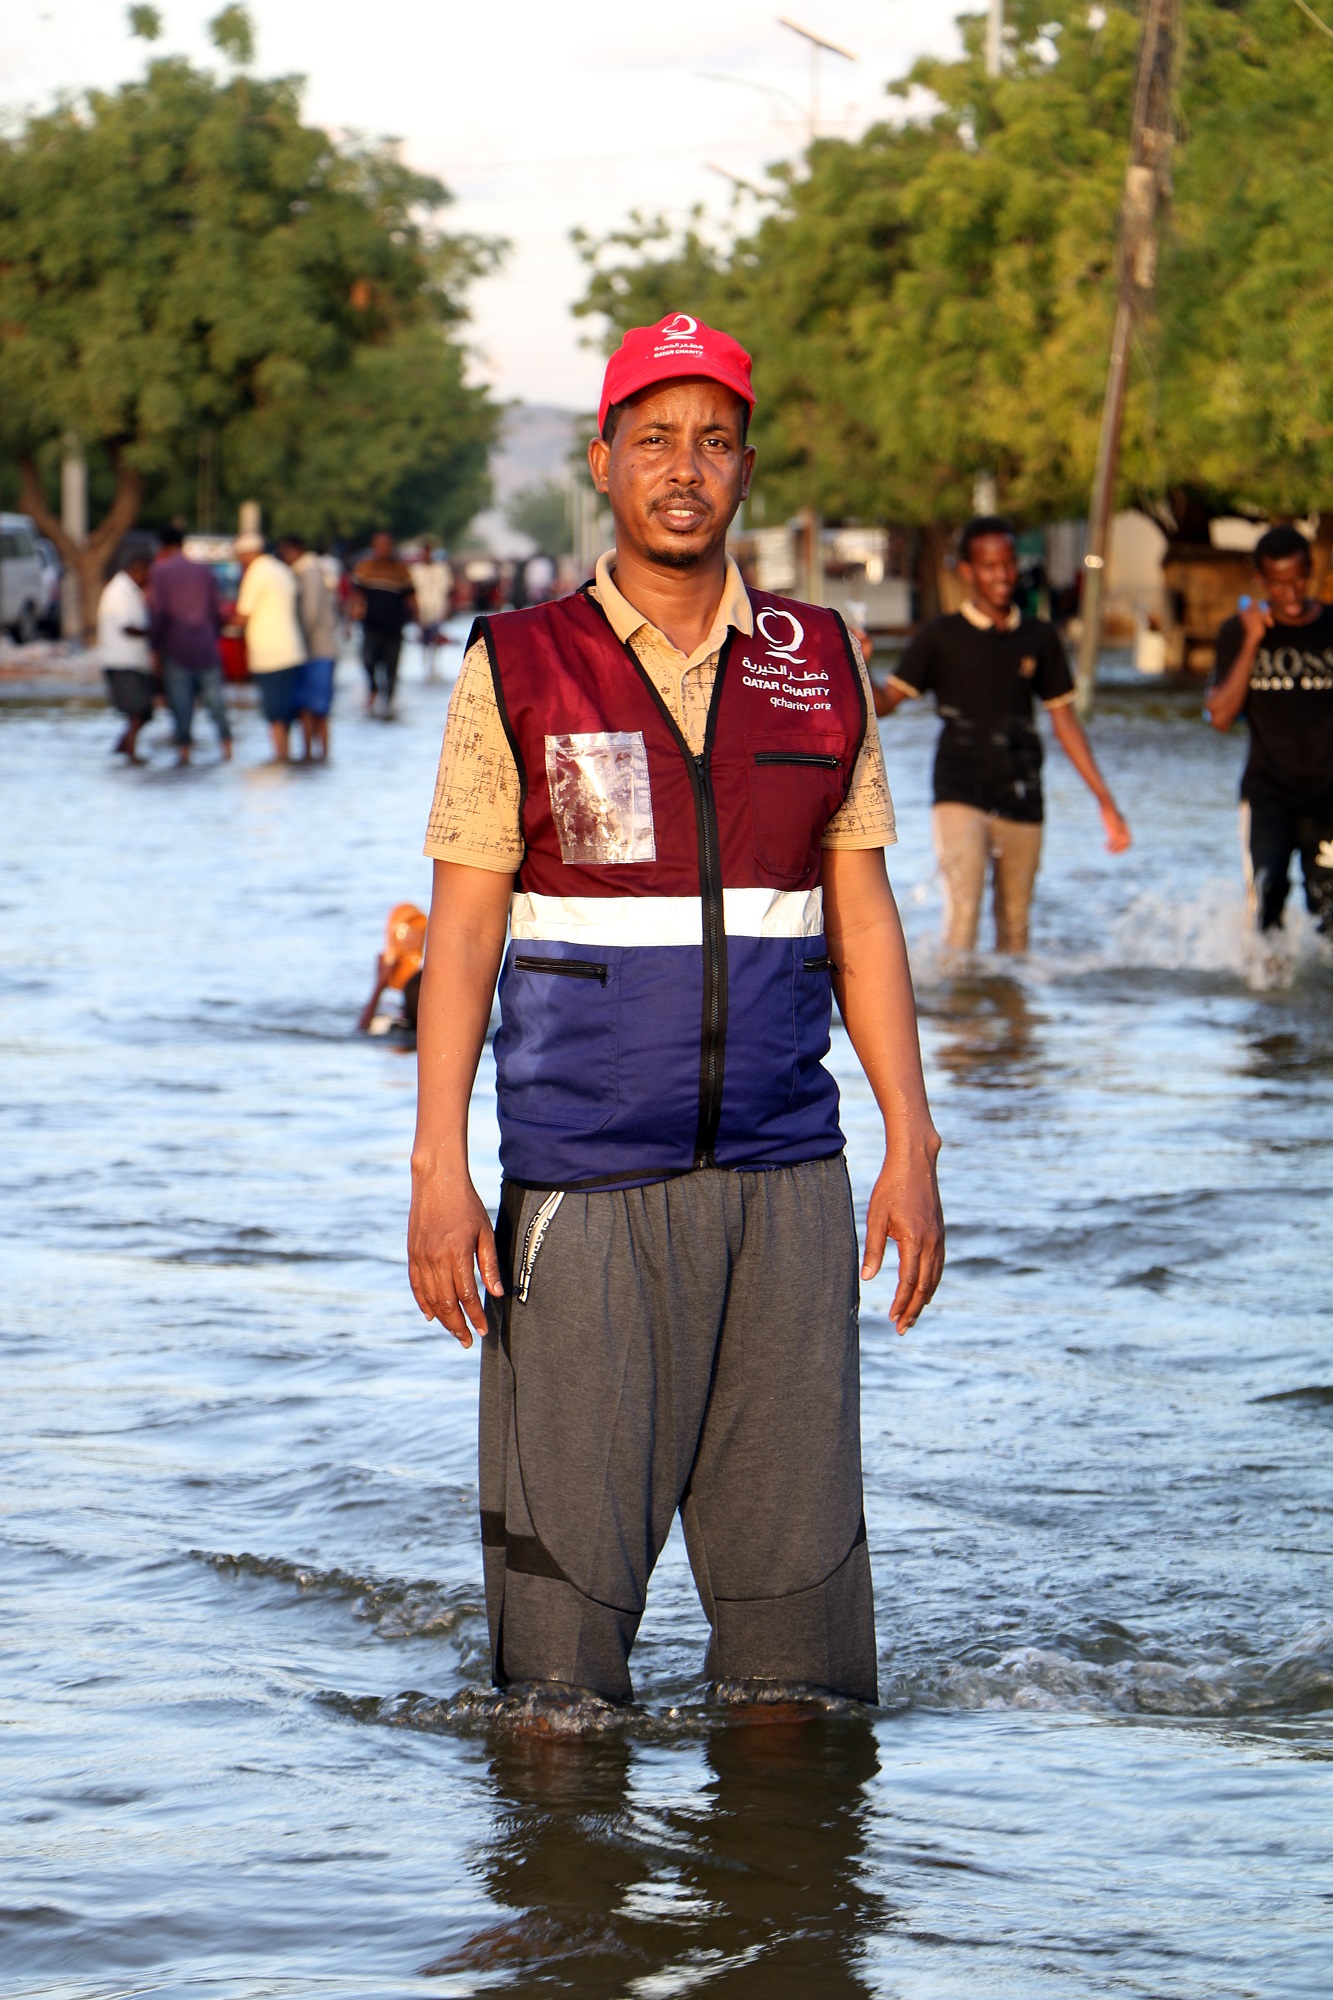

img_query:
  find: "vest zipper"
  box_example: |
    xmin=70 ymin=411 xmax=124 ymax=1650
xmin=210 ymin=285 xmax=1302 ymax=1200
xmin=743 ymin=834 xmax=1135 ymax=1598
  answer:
xmin=693 ymin=750 xmax=725 ymax=1167
xmin=752 ymin=750 xmax=842 ymax=768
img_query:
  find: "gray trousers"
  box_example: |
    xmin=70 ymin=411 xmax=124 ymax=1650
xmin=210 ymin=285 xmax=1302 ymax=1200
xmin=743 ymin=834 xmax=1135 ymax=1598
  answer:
xmin=480 ymin=1158 xmax=877 ymax=1705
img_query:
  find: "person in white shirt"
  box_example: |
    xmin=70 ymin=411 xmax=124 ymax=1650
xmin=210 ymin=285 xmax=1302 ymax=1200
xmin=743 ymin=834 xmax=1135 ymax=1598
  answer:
xmin=98 ymin=549 xmax=156 ymax=762
xmin=234 ymin=533 xmax=306 ymax=762
xmin=411 ymin=540 xmax=453 ymax=679
xmin=276 ymin=533 xmax=339 ymax=763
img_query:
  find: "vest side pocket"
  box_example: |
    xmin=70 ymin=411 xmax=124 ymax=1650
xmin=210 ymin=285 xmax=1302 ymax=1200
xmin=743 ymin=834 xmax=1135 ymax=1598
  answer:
xmin=494 ymin=945 xmax=621 ymax=1135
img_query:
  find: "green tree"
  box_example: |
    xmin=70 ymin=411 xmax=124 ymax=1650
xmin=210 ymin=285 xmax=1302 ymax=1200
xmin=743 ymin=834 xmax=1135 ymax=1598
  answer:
xmin=576 ymin=1 xmax=1333 ymax=575
xmin=0 ymin=8 xmax=500 ymax=630
xmin=506 ymin=477 xmax=573 ymax=555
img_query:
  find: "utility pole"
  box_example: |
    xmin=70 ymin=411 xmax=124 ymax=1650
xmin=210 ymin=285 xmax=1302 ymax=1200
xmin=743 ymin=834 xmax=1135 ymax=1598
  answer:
xmin=1074 ymin=0 xmax=1178 ymax=717
xmin=777 ymin=17 xmax=856 ymax=144
xmin=986 ymin=0 xmax=1004 ymax=78
xmin=60 ymin=435 xmax=87 ymax=640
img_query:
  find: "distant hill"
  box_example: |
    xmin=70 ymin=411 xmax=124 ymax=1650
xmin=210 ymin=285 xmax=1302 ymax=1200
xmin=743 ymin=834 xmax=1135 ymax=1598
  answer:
xmin=466 ymin=404 xmax=582 ymax=555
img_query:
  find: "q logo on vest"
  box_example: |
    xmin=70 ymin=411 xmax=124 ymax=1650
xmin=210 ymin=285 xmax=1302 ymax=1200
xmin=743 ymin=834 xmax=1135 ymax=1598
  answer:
xmin=757 ymin=607 xmax=806 ymax=665
xmin=660 ymin=313 xmax=699 ymax=342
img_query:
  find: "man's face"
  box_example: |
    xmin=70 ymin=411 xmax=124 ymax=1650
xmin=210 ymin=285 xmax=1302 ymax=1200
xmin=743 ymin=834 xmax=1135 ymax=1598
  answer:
xmin=1257 ymin=553 xmax=1311 ymax=623
xmin=372 ymin=532 xmax=394 ymax=560
xmin=127 ymin=560 xmax=151 ymax=588
xmin=588 ymin=380 xmax=754 ymax=572
xmin=959 ymin=534 xmax=1018 ymax=615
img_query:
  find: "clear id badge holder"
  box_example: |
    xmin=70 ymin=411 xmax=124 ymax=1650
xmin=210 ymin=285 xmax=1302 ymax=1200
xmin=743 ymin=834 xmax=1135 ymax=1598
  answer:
xmin=543 ymin=731 xmax=657 ymax=866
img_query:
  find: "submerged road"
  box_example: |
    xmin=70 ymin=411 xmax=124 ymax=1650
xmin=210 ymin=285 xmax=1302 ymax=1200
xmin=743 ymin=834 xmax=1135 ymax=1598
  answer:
xmin=2 ymin=638 xmax=1331 ymax=1997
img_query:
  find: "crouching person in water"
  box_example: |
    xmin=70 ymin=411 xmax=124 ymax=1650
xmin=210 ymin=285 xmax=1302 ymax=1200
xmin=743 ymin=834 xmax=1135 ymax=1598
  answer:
xmin=357 ymin=904 xmax=426 ymax=1038
xmin=1207 ymin=525 xmax=1333 ymax=939
xmin=875 ymin=517 xmax=1130 ymax=954
xmin=407 ymin=314 xmax=945 ymax=1715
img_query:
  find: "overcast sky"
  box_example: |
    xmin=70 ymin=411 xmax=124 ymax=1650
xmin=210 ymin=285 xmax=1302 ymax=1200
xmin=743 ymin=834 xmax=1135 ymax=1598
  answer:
xmin=2 ymin=0 xmax=963 ymax=410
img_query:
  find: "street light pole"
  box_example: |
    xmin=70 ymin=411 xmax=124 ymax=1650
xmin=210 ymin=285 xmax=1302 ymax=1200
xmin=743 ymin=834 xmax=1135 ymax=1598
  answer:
xmin=1075 ymin=0 xmax=1178 ymax=717
xmin=777 ymin=16 xmax=856 ymax=144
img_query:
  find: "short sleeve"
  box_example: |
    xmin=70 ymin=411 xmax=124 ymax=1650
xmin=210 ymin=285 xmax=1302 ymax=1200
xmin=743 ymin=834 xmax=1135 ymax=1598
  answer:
xmin=823 ymin=634 xmax=897 ymax=850
xmin=235 ymin=563 xmax=259 ymax=617
xmin=423 ymin=637 xmax=525 ymax=873
xmin=1038 ymin=626 xmax=1076 ymax=708
xmin=890 ymin=624 xmax=935 ymax=699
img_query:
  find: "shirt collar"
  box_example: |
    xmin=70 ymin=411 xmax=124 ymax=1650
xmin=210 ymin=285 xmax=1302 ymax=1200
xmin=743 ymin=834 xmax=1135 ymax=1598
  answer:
xmin=960 ymin=598 xmax=1021 ymax=633
xmin=592 ymin=549 xmax=754 ymax=664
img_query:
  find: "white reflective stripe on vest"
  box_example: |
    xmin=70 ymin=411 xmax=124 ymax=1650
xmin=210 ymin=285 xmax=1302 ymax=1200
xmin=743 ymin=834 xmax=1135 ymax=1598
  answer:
xmin=509 ymin=886 xmax=824 ymax=948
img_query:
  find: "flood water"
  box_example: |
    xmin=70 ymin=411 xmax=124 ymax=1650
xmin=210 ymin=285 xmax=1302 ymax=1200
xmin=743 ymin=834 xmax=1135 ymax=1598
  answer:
xmin=3 ymin=633 xmax=1331 ymax=1999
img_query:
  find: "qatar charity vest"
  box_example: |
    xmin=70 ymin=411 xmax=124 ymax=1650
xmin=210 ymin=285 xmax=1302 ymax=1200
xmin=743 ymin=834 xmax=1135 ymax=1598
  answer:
xmin=478 ymin=584 xmax=867 ymax=1189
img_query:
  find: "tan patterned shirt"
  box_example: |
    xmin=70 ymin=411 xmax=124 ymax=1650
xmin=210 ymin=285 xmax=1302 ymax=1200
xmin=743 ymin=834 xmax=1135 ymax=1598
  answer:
xmin=424 ymin=552 xmax=896 ymax=871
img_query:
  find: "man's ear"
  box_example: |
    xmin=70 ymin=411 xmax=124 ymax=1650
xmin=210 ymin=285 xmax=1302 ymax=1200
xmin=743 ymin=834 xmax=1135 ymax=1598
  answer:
xmin=588 ymin=435 xmax=610 ymax=496
xmin=740 ymin=444 xmax=756 ymax=501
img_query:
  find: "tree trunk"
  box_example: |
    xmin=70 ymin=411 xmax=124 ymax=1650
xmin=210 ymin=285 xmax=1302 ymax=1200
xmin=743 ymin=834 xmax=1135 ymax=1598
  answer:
xmin=1313 ymin=512 xmax=1333 ymax=603
xmin=916 ymin=523 xmax=961 ymax=621
xmin=18 ymin=451 xmax=145 ymax=643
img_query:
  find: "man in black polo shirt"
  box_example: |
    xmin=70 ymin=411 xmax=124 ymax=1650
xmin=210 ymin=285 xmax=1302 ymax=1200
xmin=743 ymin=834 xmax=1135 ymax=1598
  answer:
xmin=876 ymin=516 xmax=1131 ymax=953
xmin=1207 ymin=524 xmax=1333 ymax=936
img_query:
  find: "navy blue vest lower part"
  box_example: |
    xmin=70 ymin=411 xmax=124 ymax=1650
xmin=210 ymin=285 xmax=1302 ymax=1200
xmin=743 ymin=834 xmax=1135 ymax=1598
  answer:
xmin=493 ymin=889 xmax=845 ymax=1189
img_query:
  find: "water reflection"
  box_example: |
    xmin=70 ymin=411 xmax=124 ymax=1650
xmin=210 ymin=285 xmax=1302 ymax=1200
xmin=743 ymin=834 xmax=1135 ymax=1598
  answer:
xmin=423 ymin=1716 xmax=883 ymax=1996
xmin=923 ymin=974 xmax=1043 ymax=1090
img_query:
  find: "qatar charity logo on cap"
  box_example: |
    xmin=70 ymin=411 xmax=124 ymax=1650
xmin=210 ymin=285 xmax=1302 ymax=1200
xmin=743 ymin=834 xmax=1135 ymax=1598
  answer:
xmin=653 ymin=311 xmax=705 ymax=360
xmin=756 ymin=607 xmax=806 ymax=664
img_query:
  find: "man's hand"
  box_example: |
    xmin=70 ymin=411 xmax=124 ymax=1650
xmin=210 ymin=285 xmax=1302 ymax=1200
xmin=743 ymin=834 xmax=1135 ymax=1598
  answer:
xmin=862 ymin=1127 xmax=945 ymax=1334
xmin=408 ymin=1164 xmax=503 ymax=1350
xmin=1101 ymin=802 xmax=1132 ymax=853
xmin=1239 ymin=598 xmax=1273 ymax=644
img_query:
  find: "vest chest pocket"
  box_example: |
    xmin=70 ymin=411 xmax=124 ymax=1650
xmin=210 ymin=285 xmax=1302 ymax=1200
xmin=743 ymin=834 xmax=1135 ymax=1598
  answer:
xmin=747 ymin=742 xmax=847 ymax=885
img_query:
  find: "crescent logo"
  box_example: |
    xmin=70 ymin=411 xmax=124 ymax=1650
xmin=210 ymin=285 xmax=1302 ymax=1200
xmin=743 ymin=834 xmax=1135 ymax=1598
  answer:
xmin=661 ymin=313 xmax=699 ymax=342
xmin=756 ymin=608 xmax=806 ymax=663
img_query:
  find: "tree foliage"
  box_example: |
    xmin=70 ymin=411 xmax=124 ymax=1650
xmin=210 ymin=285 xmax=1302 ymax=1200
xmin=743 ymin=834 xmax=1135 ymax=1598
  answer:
xmin=506 ymin=477 xmax=574 ymax=555
xmin=576 ymin=0 xmax=1333 ymax=537
xmin=0 ymin=24 xmax=500 ymax=620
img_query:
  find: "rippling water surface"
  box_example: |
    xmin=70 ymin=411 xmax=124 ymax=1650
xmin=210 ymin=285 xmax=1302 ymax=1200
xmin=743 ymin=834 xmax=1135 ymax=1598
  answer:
xmin=3 ymin=638 xmax=1331 ymax=1998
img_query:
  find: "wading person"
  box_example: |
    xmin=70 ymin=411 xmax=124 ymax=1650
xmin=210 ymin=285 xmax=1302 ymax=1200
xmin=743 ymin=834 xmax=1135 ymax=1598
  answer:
xmin=408 ymin=314 xmax=945 ymax=1711
xmin=148 ymin=523 xmax=231 ymax=766
xmin=276 ymin=534 xmax=338 ymax=762
xmin=1207 ymin=525 xmax=1333 ymax=938
xmin=876 ymin=517 xmax=1131 ymax=954
xmin=351 ymin=531 xmax=416 ymax=716
xmin=98 ymin=545 xmax=156 ymax=762
xmin=233 ymin=533 xmax=306 ymax=763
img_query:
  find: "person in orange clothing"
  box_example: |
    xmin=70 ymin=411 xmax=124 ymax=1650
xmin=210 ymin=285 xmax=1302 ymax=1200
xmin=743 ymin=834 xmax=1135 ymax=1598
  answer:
xmin=357 ymin=904 xmax=427 ymax=1036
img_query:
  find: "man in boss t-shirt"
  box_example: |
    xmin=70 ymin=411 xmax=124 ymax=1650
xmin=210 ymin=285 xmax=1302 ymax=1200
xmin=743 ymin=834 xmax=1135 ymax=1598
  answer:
xmin=877 ymin=517 xmax=1131 ymax=953
xmin=1208 ymin=524 xmax=1333 ymax=935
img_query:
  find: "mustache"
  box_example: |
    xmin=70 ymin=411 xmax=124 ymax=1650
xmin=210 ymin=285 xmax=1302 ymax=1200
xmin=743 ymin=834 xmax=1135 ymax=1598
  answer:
xmin=650 ymin=490 xmax=713 ymax=516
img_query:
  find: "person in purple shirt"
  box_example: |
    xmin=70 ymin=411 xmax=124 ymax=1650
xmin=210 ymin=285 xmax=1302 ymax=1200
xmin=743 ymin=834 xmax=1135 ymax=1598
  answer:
xmin=148 ymin=524 xmax=232 ymax=765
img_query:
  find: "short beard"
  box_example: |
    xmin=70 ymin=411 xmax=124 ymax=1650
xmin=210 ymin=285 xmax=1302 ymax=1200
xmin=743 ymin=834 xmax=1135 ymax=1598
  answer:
xmin=643 ymin=540 xmax=708 ymax=570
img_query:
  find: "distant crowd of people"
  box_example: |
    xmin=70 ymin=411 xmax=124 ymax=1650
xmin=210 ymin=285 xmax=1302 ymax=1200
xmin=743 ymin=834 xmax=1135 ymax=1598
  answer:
xmin=96 ymin=527 xmax=477 ymax=764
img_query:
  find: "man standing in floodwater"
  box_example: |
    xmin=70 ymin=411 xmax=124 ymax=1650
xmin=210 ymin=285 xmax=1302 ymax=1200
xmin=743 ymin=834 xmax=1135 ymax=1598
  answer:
xmin=351 ymin=531 xmax=416 ymax=716
xmin=1207 ymin=524 xmax=1333 ymax=937
xmin=148 ymin=523 xmax=231 ymax=767
xmin=408 ymin=314 xmax=944 ymax=1712
xmin=875 ymin=517 xmax=1131 ymax=953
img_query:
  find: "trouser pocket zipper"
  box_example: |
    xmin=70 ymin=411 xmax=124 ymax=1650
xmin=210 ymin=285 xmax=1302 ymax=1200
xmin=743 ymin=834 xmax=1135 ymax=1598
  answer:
xmin=516 ymin=1190 xmax=564 ymax=1303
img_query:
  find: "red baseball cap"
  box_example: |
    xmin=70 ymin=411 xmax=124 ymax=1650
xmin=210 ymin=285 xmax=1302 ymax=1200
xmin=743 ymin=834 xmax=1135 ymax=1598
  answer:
xmin=598 ymin=313 xmax=755 ymax=433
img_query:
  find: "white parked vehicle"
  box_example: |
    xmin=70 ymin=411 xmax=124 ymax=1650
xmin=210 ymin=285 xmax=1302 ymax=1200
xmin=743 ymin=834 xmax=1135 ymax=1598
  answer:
xmin=0 ymin=513 xmax=46 ymax=644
